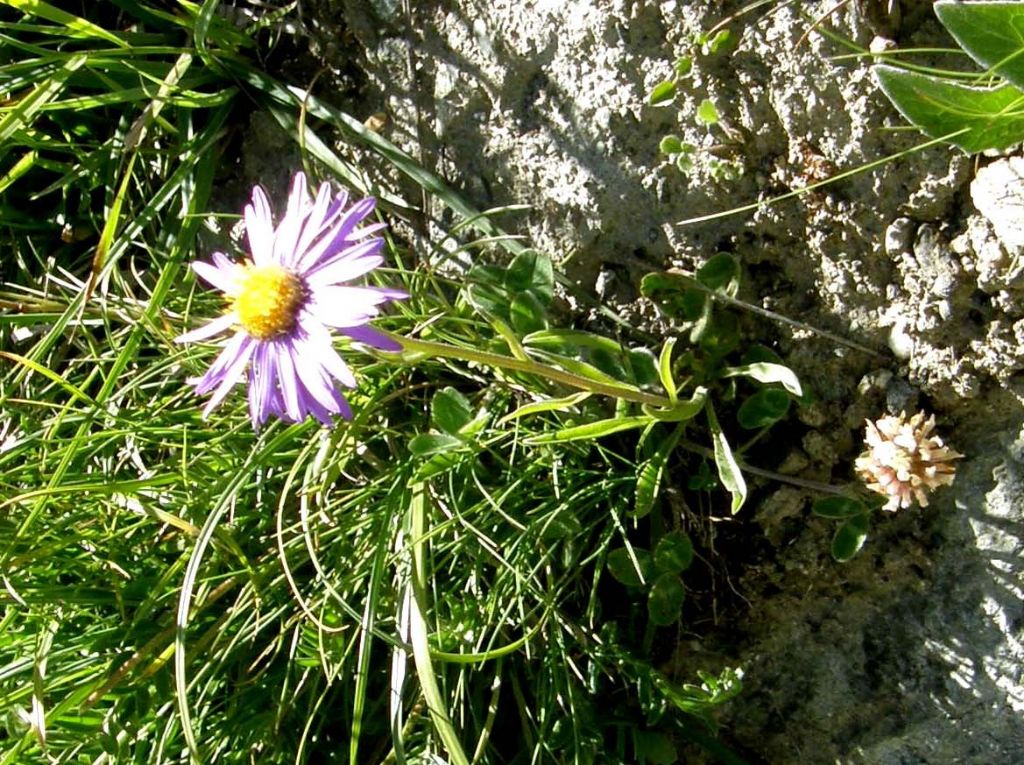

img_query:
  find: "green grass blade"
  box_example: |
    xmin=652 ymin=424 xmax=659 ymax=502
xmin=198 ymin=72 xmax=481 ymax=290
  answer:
xmin=407 ymin=482 xmax=472 ymax=765
xmin=0 ymin=0 xmax=129 ymax=47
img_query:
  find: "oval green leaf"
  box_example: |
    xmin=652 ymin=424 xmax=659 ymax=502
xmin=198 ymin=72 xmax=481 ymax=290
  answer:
xmin=607 ymin=547 xmax=654 ymax=587
xmin=649 ymin=80 xmax=677 ymax=106
xmin=812 ymin=496 xmax=867 ymax=520
xmin=431 ymin=387 xmax=473 ymax=434
xmin=409 ymin=432 xmax=464 ymax=457
xmin=654 ymin=531 xmax=694 ymax=574
xmin=874 ymin=64 xmax=1024 ymax=153
xmin=831 ymin=514 xmax=870 ymax=562
xmin=660 ymin=134 xmax=684 ymax=155
xmin=648 ymin=573 xmax=685 ymax=626
xmin=737 ymin=388 xmax=791 ymax=429
xmin=935 ymin=0 xmax=1024 ymax=91
xmin=510 ymin=290 xmax=548 ymax=335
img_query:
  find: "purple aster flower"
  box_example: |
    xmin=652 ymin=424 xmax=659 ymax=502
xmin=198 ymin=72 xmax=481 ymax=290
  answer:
xmin=176 ymin=172 xmax=406 ymax=427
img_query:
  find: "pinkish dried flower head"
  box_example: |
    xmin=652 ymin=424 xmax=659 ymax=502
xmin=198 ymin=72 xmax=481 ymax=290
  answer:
xmin=855 ymin=411 xmax=962 ymax=512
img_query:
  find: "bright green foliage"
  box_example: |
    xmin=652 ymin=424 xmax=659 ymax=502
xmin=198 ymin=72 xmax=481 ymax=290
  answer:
xmin=875 ymin=1 xmax=1024 ymax=152
xmin=695 ymin=98 xmax=720 ymax=125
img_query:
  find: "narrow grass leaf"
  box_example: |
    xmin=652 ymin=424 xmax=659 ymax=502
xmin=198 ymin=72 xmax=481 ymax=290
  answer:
xmin=526 ymin=415 xmax=653 ymax=445
xmin=498 ymin=391 xmax=593 ymax=424
xmin=0 ymin=52 xmax=86 ymax=145
xmin=407 ymin=483 xmax=472 ymax=765
xmin=0 ymin=0 xmax=128 ymax=47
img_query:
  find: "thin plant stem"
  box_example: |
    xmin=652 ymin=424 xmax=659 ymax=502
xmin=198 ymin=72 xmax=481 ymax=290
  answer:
xmin=384 ymin=331 xmax=673 ymax=409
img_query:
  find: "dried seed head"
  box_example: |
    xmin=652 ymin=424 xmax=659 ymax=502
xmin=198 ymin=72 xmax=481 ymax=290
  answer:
xmin=854 ymin=411 xmax=962 ymax=512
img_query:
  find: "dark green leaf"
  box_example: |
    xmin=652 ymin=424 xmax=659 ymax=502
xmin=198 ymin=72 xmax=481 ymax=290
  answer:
xmin=408 ymin=432 xmax=464 ymax=457
xmin=465 ymin=281 xmax=510 ymax=321
xmin=874 ymin=64 xmax=1024 ymax=153
xmin=649 ymin=80 xmax=677 ymax=106
xmin=510 ymin=290 xmax=548 ymax=335
xmin=627 ymin=347 xmax=659 ymax=387
xmin=736 ymin=388 xmax=791 ymax=429
xmin=648 ymin=573 xmax=685 ymax=626
xmin=741 ymin=344 xmax=784 ymax=365
xmin=505 ymin=250 xmax=554 ymax=304
xmin=674 ymin=56 xmax=693 ymax=77
xmin=607 ymin=547 xmax=654 ymax=587
xmin=687 ymin=460 xmax=718 ymax=492
xmin=832 ymin=514 xmax=870 ymax=562
xmin=696 ymin=252 xmax=739 ymax=292
xmin=935 ymin=1 xmax=1024 ymax=91
xmin=634 ymin=731 xmax=678 ymax=765
xmin=812 ymin=496 xmax=868 ymax=520
xmin=680 ymin=288 xmax=708 ymax=322
xmin=654 ymin=531 xmax=694 ymax=574
xmin=431 ymin=387 xmax=473 ymax=434
xmin=588 ymin=346 xmax=629 ymax=381
xmin=698 ymin=311 xmax=739 ymax=357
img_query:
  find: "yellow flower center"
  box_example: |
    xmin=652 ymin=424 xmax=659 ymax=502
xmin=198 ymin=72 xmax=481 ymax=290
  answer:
xmin=233 ymin=264 xmax=305 ymax=340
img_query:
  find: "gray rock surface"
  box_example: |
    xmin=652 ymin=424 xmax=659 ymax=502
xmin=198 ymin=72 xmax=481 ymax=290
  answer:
xmin=303 ymin=0 xmax=1024 ymax=761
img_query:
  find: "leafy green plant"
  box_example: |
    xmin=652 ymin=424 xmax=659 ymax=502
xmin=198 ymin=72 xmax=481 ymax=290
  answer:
xmin=649 ymin=28 xmax=745 ymax=180
xmin=875 ymin=0 xmax=1024 ymax=152
xmin=607 ymin=530 xmax=695 ymax=626
xmin=811 ymin=495 xmax=883 ymax=562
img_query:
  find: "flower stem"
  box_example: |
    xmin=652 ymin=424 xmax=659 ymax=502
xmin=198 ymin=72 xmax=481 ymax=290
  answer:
xmin=384 ymin=331 xmax=672 ymax=409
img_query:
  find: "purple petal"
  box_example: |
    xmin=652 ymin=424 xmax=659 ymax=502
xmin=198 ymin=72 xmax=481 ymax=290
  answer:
xmin=305 ymin=247 xmax=384 ymax=288
xmin=295 ymin=198 xmax=378 ymax=272
xmin=273 ymin=173 xmax=309 ymax=267
xmin=347 ymin=222 xmax=387 ymax=240
xmin=322 ymin=190 xmax=350 ymax=224
xmin=295 ymin=357 xmax=353 ymax=421
xmin=176 ymin=311 xmax=238 ymax=344
xmin=191 ymin=256 xmax=240 ymax=294
xmin=275 ymin=343 xmax=303 ymax=421
xmin=247 ymin=342 xmax=274 ymax=427
xmin=246 ymin=186 xmax=275 ymax=266
xmin=189 ymin=331 xmax=248 ymax=394
xmin=297 ymin=319 xmax=358 ymax=387
xmin=201 ymin=336 xmax=255 ymax=417
xmin=306 ymin=287 xmax=399 ymax=328
xmin=293 ymin=181 xmax=335 ymax=258
xmin=342 ymin=324 xmax=402 ymax=352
